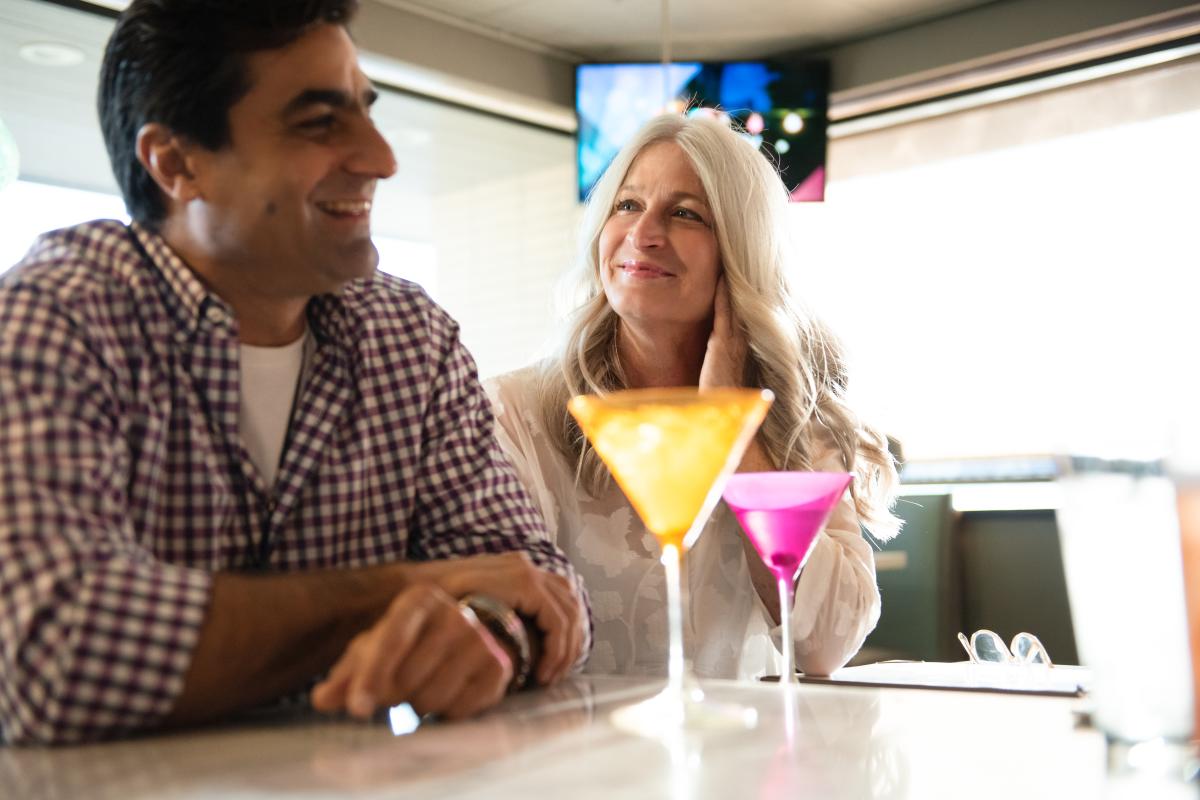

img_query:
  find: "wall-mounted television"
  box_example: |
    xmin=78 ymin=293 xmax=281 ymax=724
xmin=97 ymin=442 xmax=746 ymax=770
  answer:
xmin=575 ymin=60 xmax=829 ymax=203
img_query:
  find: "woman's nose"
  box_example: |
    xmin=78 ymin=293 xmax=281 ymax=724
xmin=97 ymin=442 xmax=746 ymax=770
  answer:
xmin=629 ymin=212 xmax=665 ymax=249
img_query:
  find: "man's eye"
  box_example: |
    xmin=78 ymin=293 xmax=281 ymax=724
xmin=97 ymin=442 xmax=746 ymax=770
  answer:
xmin=297 ymin=114 xmax=336 ymax=131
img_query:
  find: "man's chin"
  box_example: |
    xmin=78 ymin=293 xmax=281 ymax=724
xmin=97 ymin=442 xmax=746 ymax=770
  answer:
xmin=323 ymin=242 xmax=381 ymax=286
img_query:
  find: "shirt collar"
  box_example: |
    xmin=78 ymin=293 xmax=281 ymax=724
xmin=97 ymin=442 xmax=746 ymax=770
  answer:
xmin=130 ymin=222 xmax=357 ymax=351
xmin=131 ymin=222 xmax=231 ymax=344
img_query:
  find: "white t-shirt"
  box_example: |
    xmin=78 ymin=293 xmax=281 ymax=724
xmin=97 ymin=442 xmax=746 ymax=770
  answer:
xmin=485 ymin=365 xmax=882 ymax=680
xmin=238 ymin=331 xmax=309 ymax=488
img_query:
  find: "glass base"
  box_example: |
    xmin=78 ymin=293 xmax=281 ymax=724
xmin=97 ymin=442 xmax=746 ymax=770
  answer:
xmin=609 ymin=684 xmax=758 ymax=738
xmin=1105 ymin=736 xmax=1199 ymax=782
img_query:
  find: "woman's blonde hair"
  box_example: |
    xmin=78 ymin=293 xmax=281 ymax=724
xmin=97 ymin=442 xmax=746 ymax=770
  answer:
xmin=535 ymin=113 xmax=900 ymax=540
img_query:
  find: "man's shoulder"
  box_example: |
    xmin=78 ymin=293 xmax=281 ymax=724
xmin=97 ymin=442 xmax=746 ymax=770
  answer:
xmin=0 ymin=220 xmax=146 ymax=366
xmin=339 ymin=272 xmax=459 ymax=344
xmin=1 ymin=219 xmax=142 ymax=306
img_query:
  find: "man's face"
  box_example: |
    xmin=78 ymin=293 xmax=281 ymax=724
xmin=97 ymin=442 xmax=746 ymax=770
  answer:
xmin=186 ymin=23 xmax=396 ymax=298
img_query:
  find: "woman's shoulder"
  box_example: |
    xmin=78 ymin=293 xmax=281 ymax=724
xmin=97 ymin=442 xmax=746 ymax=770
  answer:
xmin=486 ymin=362 xmax=542 ymax=404
xmin=487 ymin=362 xmax=543 ymax=393
xmin=485 ymin=361 xmax=557 ymax=431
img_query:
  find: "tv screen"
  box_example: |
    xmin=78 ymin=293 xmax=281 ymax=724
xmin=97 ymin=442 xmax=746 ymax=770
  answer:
xmin=575 ymin=60 xmax=829 ymax=203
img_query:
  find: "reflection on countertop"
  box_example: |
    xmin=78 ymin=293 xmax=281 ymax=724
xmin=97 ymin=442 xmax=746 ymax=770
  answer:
xmin=1 ymin=673 xmax=1186 ymax=800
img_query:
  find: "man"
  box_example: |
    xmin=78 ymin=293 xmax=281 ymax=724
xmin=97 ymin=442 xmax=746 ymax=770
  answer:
xmin=0 ymin=0 xmax=588 ymax=745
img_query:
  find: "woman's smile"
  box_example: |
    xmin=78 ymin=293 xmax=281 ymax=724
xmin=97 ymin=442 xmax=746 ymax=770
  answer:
xmin=615 ymin=259 xmax=676 ymax=279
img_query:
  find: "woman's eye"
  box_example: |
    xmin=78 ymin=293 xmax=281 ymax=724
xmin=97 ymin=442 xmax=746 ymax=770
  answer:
xmin=673 ymin=207 xmax=704 ymax=222
xmin=614 ymin=198 xmax=639 ymax=212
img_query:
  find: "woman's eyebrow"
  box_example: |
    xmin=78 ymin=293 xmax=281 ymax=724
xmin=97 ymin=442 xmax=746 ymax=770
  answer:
xmin=618 ymin=184 xmax=708 ymax=206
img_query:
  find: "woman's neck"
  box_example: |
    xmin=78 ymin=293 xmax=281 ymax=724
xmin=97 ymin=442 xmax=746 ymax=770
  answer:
xmin=617 ymin=320 xmax=708 ymax=389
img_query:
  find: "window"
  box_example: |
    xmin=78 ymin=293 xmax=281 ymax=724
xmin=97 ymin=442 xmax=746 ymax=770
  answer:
xmin=789 ymin=52 xmax=1200 ymax=461
xmin=0 ymin=180 xmax=126 ymax=272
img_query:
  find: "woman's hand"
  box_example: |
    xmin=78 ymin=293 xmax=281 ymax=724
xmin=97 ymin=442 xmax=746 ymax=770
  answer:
xmin=699 ymin=275 xmax=748 ymax=389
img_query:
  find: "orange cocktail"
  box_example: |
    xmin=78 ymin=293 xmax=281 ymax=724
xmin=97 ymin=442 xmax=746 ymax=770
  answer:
xmin=568 ymin=388 xmax=772 ymax=550
xmin=568 ymin=387 xmax=773 ymax=737
xmin=1178 ymin=482 xmax=1200 ymax=742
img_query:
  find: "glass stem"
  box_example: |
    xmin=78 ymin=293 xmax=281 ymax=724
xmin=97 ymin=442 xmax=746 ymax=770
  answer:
xmin=662 ymin=542 xmax=686 ymax=698
xmin=778 ymin=576 xmax=795 ymax=684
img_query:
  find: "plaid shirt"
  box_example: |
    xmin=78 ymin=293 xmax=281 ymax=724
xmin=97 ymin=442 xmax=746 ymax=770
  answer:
xmin=0 ymin=220 xmax=588 ymax=744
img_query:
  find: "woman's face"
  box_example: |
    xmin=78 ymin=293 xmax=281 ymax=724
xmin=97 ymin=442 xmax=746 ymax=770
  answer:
xmin=598 ymin=141 xmax=721 ymax=332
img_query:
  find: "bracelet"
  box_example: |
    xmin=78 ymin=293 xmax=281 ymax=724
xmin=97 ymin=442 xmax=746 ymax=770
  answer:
xmin=460 ymin=594 xmax=532 ymax=693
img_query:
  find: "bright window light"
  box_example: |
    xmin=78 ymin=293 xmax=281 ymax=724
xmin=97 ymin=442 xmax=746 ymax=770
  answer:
xmin=374 ymin=236 xmax=437 ymax=300
xmin=788 ymin=108 xmax=1200 ymax=461
xmin=0 ymin=180 xmax=127 ymax=272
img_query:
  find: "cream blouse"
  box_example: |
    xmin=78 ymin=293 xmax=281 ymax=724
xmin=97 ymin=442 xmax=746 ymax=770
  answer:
xmin=485 ymin=366 xmax=881 ymax=680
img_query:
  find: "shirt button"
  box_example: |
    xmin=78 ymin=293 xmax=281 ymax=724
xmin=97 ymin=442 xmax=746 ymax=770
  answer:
xmin=205 ymin=305 xmax=224 ymax=325
xmin=266 ymin=499 xmax=277 ymax=513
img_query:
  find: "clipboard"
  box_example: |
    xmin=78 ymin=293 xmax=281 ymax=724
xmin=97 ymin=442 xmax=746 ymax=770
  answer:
xmin=789 ymin=661 xmax=1090 ymax=697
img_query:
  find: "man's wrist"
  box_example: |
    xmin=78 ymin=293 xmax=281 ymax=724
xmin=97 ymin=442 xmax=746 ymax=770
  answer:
xmin=460 ymin=594 xmax=532 ymax=692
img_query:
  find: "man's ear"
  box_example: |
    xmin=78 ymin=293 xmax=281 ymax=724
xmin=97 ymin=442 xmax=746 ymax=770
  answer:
xmin=135 ymin=123 xmax=203 ymax=205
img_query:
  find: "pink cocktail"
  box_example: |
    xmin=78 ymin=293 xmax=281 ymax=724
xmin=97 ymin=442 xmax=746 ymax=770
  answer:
xmin=724 ymin=471 xmax=853 ymax=684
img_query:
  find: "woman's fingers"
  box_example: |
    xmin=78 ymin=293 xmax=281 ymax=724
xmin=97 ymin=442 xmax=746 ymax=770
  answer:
xmin=701 ymin=275 xmax=747 ymax=388
xmin=712 ymin=274 xmax=733 ymax=335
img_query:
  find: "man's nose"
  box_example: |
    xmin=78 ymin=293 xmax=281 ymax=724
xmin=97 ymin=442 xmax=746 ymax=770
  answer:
xmin=346 ymin=117 xmax=398 ymax=179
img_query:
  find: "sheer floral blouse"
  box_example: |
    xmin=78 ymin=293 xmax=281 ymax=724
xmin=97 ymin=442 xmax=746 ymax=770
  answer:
xmin=486 ymin=365 xmax=881 ymax=679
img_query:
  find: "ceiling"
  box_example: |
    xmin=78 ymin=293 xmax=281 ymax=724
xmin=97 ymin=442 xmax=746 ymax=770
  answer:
xmin=83 ymin=0 xmax=1005 ymax=61
xmin=375 ymin=0 xmax=1001 ymax=61
xmin=1 ymin=0 xmax=1004 ymax=198
xmin=1 ymin=0 xmax=116 ymax=193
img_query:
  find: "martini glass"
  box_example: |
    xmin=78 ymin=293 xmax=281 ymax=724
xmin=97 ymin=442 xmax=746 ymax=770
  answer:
xmin=568 ymin=387 xmax=773 ymax=736
xmin=723 ymin=471 xmax=854 ymax=684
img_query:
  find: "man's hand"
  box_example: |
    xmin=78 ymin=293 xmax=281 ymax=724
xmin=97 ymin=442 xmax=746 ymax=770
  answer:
xmin=311 ymin=583 xmax=512 ymax=720
xmin=417 ymin=552 xmax=585 ymax=685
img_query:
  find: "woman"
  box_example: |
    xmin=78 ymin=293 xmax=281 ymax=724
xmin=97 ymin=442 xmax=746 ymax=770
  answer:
xmin=487 ymin=113 xmax=900 ymax=680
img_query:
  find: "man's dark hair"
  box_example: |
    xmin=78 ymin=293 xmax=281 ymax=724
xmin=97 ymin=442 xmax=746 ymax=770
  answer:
xmin=99 ymin=0 xmax=359 ymax=227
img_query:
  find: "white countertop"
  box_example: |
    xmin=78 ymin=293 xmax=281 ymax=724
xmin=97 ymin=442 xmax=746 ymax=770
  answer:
xmin=0 ymin=675 xmax=1191 ymax=799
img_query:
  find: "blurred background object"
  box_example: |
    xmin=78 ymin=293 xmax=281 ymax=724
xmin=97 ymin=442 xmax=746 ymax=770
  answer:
xmin=0 ymin=113 xmax=18 ymax=193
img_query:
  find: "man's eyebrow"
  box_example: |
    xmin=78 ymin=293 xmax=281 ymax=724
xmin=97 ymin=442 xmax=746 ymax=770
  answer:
xmin=282 ymin=86 xmax=380 ymax=116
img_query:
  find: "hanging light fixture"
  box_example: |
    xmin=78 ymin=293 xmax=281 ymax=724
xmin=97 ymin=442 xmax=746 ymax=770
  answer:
xmin=661 ymin=0 xmax=677 ymax=113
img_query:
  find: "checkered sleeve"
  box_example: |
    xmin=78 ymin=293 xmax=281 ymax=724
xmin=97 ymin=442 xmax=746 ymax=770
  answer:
xmin=406 ymin=305 xmax=592 ymax=662
xmin=0 ymin=284 xmax=211 ymax=744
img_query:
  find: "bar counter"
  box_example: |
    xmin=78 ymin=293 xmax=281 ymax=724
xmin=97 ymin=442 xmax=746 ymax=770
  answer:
xmin=0 ymin=675 xmax=1190 ymax=799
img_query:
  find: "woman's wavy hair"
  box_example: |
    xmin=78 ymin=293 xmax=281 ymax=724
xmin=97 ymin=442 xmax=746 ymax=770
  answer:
xmin=535 ymin=113 xmax=900 ymax=540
